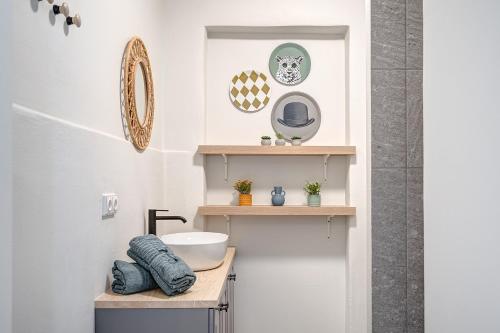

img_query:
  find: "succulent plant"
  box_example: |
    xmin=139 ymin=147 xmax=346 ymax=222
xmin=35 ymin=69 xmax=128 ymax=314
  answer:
xmin=304 ymin=181 xmax=321 ymax=195
xmin=233 ymin=179 xmax=252 ymax=194
xmin=261 ymin=136 xmax=271 ymax=140
xmin=291 ymin=136 xmax=302 ymax=140
xmin=276 ymin=132 xmax=284 ymax=139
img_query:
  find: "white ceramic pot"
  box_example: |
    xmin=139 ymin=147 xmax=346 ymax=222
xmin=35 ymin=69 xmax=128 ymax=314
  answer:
xmin=275 ymin=139 xmax=286 ymax=146
xmin=292 ymin=139 xmax=302 ymax=146
xmin=261 ymin=139 xmax=272 ymax=146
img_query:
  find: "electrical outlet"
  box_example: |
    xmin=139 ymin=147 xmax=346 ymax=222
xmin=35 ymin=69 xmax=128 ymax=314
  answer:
xmin=102 ymin=193 xmax=119 ymax=218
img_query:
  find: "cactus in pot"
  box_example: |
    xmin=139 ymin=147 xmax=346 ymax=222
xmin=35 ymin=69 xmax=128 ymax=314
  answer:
xmin=261 ymin=136 xmax=272 ymax=146
xmin=291 ymin=136 xmax=302 ymax=146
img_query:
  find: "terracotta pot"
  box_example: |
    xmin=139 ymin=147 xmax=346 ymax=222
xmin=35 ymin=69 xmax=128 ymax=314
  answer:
xmin=239 ymin=193 xmax=253 ymax=206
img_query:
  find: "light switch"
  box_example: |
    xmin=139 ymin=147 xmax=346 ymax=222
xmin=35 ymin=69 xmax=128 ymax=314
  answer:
xmin=102 ymin=193 xmax=119 ymax=219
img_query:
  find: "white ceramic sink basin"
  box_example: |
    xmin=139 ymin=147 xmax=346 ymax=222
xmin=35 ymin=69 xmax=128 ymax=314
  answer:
xmin=161 ymin=232 xmax=228 ymax=271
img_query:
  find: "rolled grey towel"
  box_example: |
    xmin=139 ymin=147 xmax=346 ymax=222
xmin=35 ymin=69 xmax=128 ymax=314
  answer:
xmin=127 ymin=234 xmax=196 ymax=296
xmin=111 ymin=260 xmax=158 ymax=295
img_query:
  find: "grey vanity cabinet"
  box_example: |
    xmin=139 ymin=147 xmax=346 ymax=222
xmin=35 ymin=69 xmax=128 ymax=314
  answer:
xmin=95 ymin=271 xmax=236 ymax=333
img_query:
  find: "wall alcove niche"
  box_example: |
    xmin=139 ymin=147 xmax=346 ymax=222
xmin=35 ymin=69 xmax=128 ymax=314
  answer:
xmin=198 ymin=25 xmax=370 ymax=333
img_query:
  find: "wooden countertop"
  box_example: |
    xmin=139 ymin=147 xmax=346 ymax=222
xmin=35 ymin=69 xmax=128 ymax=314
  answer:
xmin=95 ymin=247 xmax=236 ymax=309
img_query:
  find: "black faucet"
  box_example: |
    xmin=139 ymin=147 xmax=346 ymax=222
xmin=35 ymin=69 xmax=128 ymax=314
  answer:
xmin=148 ymin=209 xmax=187 ymax=235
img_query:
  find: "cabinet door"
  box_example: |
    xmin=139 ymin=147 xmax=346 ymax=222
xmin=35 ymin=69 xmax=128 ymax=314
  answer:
xmin=208 ymin=308 xmax=218 ymax=333
xmin=96 ymin=308 xmax=210 ymax=333
xmin=227 ymin=270 xmax=236 ymax=333
xmin=210 ymin=269 xmax=236 ymax=333
xmin=211 ymin=305 xmax=226 ymax=333
xmin=221 ymin=278 xmax=228 ymax=333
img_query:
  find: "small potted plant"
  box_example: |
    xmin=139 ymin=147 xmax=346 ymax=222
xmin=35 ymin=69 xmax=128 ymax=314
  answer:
xmin=304 ymin=181 xmax=321 ymax=207
xmin=291 ymin=136 xmax=302 ymax=146
xmin=275 ymin=133 xmax=286 ymax=146
xmin=261 ymin=136 xmax=272 ymax=146
xmin=234 ymin=179 xmax=253 ymax=206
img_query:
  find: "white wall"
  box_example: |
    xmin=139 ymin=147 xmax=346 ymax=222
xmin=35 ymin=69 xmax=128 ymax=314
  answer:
xmin=0 ymin=1 xmax=12 ymax=332
xmin=12 ymin=1 xmax=167 ymax=332
xmin=162 ymin=1 xmax=370 ymax=332
xmin=206 ymin=35 xmax=348 ymax=333
xmin=424 ymin=1 xmax=500 ymax=332
xmin=206 ymin=38 xmax=346 ymax=145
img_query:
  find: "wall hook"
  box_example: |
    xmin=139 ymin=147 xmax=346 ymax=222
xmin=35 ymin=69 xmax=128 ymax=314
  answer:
xmin=66 ymin=14 xmax=82 ymax=28
xmin=52 ymin=2 xmax=69 ymax=17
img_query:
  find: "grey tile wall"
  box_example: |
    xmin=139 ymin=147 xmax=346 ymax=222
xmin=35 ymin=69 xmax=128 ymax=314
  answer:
xmin=372 ymin=0 xmax=423 ymax=332
xmin=372 ymin=168 xmax=407 ymax=268
xmin=372 ymin=71 xmax=407 ymax=168
xmin=406 ymin=0 xmax=423 ymax=69
xmin=372 ymin=267 xmax=407 ymax=332
xmin=407 ymin=71 xmax=423 ymax=168
xmin=372 ymin=0 xmax=406 ymax=69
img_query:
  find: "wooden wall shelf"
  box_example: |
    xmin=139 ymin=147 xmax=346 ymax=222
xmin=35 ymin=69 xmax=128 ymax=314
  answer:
xmin=197 ymin=145 xmax=356 ymax=156
xmin=197 ymin=145 xmax=356 ymax=181
xmin=198 ymin=205 xmax=356 ymax=217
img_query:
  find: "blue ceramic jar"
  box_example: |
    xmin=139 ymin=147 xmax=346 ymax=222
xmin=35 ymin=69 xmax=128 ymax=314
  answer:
xmin=271 ymin=186 xmax=286 ymax=206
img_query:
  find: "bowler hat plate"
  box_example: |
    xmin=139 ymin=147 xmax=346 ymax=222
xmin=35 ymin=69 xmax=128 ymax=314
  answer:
xmin=277 ymin=102 xmax=315 ymax=128
xmin=271 ymin=92 xmax=321 ymax=142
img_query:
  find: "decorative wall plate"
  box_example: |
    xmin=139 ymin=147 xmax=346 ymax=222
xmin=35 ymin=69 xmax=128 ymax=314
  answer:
xmin=271 ymin=92 xmax=321 ymax=141
xmin=123 ymin=37 xmax=155 ymax=151
xmin=229 ymin=70 xmax=271 ymax=112
xmin=269 ymin=43 xmax=311 ymax=86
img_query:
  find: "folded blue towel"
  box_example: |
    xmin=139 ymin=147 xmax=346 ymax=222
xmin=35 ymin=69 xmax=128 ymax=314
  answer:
xmin=111 ymin=260 xmax=158 ymax=295
xmin=127 ymin=234 xmax=196 ymax=296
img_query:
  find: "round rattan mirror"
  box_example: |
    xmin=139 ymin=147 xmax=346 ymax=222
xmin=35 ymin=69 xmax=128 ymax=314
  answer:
xmin=123 ymin=37 xmax=154 ymax=151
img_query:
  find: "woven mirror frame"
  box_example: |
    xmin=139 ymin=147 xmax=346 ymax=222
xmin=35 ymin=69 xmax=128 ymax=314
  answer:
xmin=123 ymin=37 xmax=155 ymax=151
